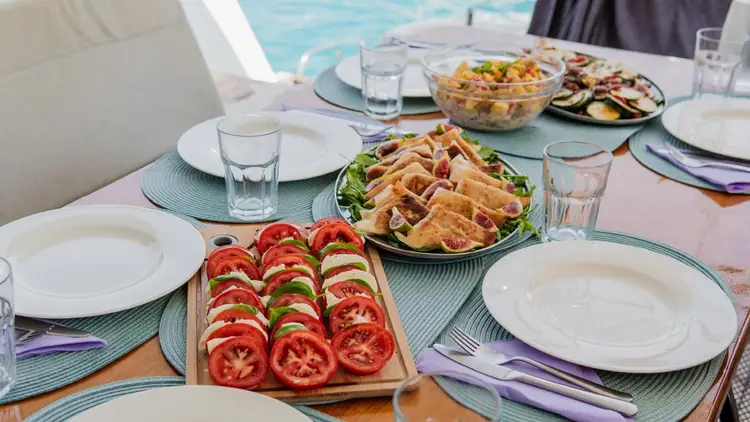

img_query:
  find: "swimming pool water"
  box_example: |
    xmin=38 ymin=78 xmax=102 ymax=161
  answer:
xmin=239 ymin=0 xmax=535 ymax=76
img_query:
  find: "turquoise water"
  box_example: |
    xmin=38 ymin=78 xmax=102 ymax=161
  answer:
xmin=239 ymin=0 xmax=535 ymax=76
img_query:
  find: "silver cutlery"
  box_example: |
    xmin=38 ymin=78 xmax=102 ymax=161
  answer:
xmin=664 ymin=143 xmax=750 ymax=173
xmin=449 ymin=327 xmax=633 ymax=402
xmin=434 ymin=344 xmax=639 ymax=416
xmin=15 ymin=316 xmax=90 ymax=338
xmin=14 ymin=329 xmax=44 ymax=345
xmin=348 ymin=122 xmax=393 ymax=137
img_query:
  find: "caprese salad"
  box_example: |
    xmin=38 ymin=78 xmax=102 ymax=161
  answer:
xmin=200 ymin=219 xmax=395 ymax=391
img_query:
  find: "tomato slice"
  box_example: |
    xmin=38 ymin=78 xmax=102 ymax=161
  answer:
xmin=320 ymin=246 xmax=365 ymax=261
xmin=206 ymin=323 xmax=269 ymax=351
xmin=263 ymin=269 xmax=318 ymax=297
xmin=332 ymin=323 xmax=395 ymax=375
xmin=209 ymin=288 xmax=265 ymax=315
xmin=270 ymin=312 xmax=327 ymax=340
xmin=208 ymin=256 xmax=261 ymax=281
xmin=310 ymin=217 xmax=347 ymax=233
xmin=326 ymin=281 xmax=374 ymax=308
xmin=323 ymin=265 xmax=362 ymax=281
xmin=206 ymin=245 xmax=255 ymax=276
xmin=262 ymin=244 xmax=310 ymax=267
xmin=210 ymin=278 xmax=253 ymax=298
xmin=310 ymin=223 xmax=364 ymax=256
xmin=329 ymin=296 xmax=385 ymax=334
xmin=270 ymin=330 xmax=337 ymax=390
xmin=208 ymin=335 xmax=269 ymax=389
xmin=212 ymin=308 xmax=266 ymax=327
xmin=256 ymin=223 xmax=306 ymax=255
xmin=270 ymin=294 xmax=321 ymax=318
xmin=263 ymin=254 xmax=318 ymax=281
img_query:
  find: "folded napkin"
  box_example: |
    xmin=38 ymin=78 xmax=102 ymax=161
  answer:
xmin=17 ymin=330 xmax=106 ymax=359
xmin=647 ymin=144 xmax=750 ymax=193
xmin=417 ymin=339 xmax=632 ymax=422
xmin=281 ymin=104 xmax=411 ymax=143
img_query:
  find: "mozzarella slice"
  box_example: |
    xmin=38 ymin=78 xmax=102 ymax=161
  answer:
xmin=199 ymin=319 xmax=268 ymax=351
xmin=321 ymin=254 xmax=369 ymax=274
xmin=307 ymin=227 xmax=322 ymax=247
xmin=289 ymin=276 xmax=316 ymax=292
xmin=262 ymin=264 xmax=286 ymax=280
xmin=261 ymin=295 xmax=272 ymax=307
xmin=278 ymin=322 xmax=306 ymax=331
xmin=288 ymin=303 xmax=319 ymax=319
xmin=263 ymin=264 xmax=314 ymax=280
xmin=321 ymin=270 xmax=378 ymax=293
xmin=207 ymin=336 xmax=235 ymax=354
xmin=207 ymin=271 xmax=264 ymax=293
xmin=206 ymin=304 xmax=269 ymax=326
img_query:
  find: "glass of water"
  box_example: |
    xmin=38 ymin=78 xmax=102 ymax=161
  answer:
xmin=693 ymin=27 xmax=749 ymax=99
xmin=542 ymin=141 xmax=613 ymax=242
xmin=0 ymin=259 xmax=14 ymax=398
xmin=359 ymin=38 xmax=408 ymax=120
xmin=217 ymin=114 xmax=281 ymax=221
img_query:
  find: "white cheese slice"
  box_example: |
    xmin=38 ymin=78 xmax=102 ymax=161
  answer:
xmin=207 ymin=336 xmax=235 ymax=354
xmin=207 ymin=271 xmax=264 ymax=293
xmin=321 ymin=254 xmax=369 ymax=275
xmin=206 ymin=304 xmax=269 ymax=326
xmin=262 ymin=264 xmax=286 ymax=280
xmin=321 ymin=270 xmax=378 ymax=293
xmin=288 ymin=303 xmax=319 ymax=319
xmin=261 ymin=295 xmax=272 ymax=307
xmin=289 ymin=276 xmax=317 ymax=293
xmin=307 ymin=227 xmax=322 ymax=247
xmin=199 ymin=319 xmax=268 ymax=351
xmin=278 ymin=322 xmax=306 ymax=331
xmin=263 ymin=264 xmax=314 ymax=280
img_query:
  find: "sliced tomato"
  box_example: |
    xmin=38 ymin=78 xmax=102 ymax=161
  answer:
xmin=256 ymin=223 xmax=306 ymax=255
xmin=310 ymin=223 xmax=364 ymax=256
xmin=262 ymin=244 xmax=310 ymax=267
xmin=206 ymin=323 xmax=269 ymax=351
xmin=210 ymin=278 xmax=253 ymax=298
xmin=209 ymin=288 xmax=265 ymax=315
xmin=270 ymin=330 xmax=337 ymax=390
xmin=270 ymin=294 xmax=321 ymax=318
xmin=206 ymin=245 xmax=255 ymax=276
xmin=323 ymin=265 xmax=363 ymax=281
xmin=310 ymin=217 xmax=347 ymax=233
xmin=263 ymin=255 xmax=318 ymax=282
xmin=326 ymin=281 xmax=374 ymax=307
xmin=270 ymin=312 xmax=327 ymax=340
xmin=329 ymin=296 xmax=385 ymax=334
xmin=332 ymin=323 xmax=395 ymax=375
xmin=208 ymin=335 xmax=269 ymax=389
xmin=208 ymin=255 xmax=262 ymax=281
xmin=320 ymin=246 xmax=366 ymax=261
xmin=263 ymin=269 xmax=318 ymax=297
xmin=212 ymin=308 xmax=266 ymax=327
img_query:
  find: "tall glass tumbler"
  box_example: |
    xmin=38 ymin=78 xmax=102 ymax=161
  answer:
xmin=217 ymin=114 xmax=281 ymax=221
xmin=693 ymin=27 xmax=749 ymax=99
xmin=0 ymin=259 xmax=14 ymax=398
xmin=360 ymin=38 xmax=408 ymax=120
xmin=542 ymin=141 xmax=613 ymax=242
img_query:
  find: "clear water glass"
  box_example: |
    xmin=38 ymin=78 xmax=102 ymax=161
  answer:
xmin=360 ymin=38 xmax=407 ymax=120
xmin=542 ymin=141 xmax=613 ymax=242
xmin=217 ymin=114 xmax=281 ymax=221
xmin=393 ymin=371 xmax=502 ymax=421
xmin=0 ymin=259 xmax=14 ymax=398
xmin=693 ymin=27 xmax=749 ymax=99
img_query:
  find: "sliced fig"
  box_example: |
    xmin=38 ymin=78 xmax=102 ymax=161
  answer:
xmin=389 ymin=207 xmax=412 ymax=233
xmin=503 ymin=182 xmax=516 ymax=193
xmin=501 ymin=199 xmax=523 ymax=218
xmin=433 ymin=148 xmax=445 ymax=160
xmin=366 ymin=165 xmax=389 ymax=182
xmin=440 ymin=238 xmax=483 ymax=253
xmin=472 ymin=207 xmax=498 ymax=233
xmin=376 ymin=140 xmax=401 ymax=159
xmin=432 ymin=155 xmax=450 ymax=179
xmin=479 ymin=163 xmax=504 ymax=174
xmin=365 ymin=178 xmax=384 ymax=192
xmin=445 ymin=142 xmax=465 ymax=159
xmin=420 ymin=180 xmax=454 ymax=201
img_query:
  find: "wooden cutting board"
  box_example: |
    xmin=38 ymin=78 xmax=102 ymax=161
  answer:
xmin=186 ymin=224 xmax=418 ymax=403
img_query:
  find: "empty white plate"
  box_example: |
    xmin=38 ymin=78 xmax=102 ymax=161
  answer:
xmin=482 ymin=241 xmax=736 ymax=373
xmin=69 ymin=385 xmax=311 ymax=422
xmin=0 ymin=205 xmax=205 ymax=318
xmin=335 ymin=50 xmax=431 ymax=98
xmin=177 ymin=111 xmax=362 ymax=181
xmin=662 ymin=98 xmax=750 ymax=160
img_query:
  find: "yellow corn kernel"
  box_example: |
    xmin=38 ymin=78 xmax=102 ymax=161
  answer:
xmin=483 ymin=73 xmax=495 ymax=82
xmin=524 ymin=85 xmax=540 ymax=93
xmin=491 ymin=102 xmax=510 ymax=114
xmin=511 ymin=86 xmax=525 ymax=95
xmin=461 ymin=70 xmax=475 ymax=79
xmin=465 ymin=99 xmax=476 ymax=110
xmin=456 ymin=62 xmax=469 ymax=73
xmin=522 ymin=73 xmax=535 ymax=82
xmin=509 ymin=75 xmax=522 ymax=83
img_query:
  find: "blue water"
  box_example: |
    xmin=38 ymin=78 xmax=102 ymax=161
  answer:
xmin=239 ymin=0 xmax=535 ymax=76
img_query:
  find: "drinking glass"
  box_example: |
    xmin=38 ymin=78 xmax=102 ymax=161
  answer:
xmin=360 ymin=38 xmax=408 ymax=120
xmin=0 ymin=259 xmax=14 ymax=398
xmin=693 ymin=27 xmax=749 ymax=99
xmin=217 ymin=114 xmax=281 ymax=221
xmin=393 ymin=371 xmax=502 ymax=421
xmin=542 ymin=141 xmax=613 ymax=242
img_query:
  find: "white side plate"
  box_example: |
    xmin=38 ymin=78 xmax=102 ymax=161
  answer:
xmin=69 ymin=385 xmax=311 ymax=422
xmin=0 ymin=205 xmax=206 ymax=318
xmin=662 ymin=98 xmax=750 ymax=160
xmin=177 ymin=111 xmax=362 ymax=181
xmin=482 ymin=241 xmax=736 ymax=373
xmin=335 ymin=51 xmax=431 ymax=98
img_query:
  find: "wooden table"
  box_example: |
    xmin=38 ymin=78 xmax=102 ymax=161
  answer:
xmin=3 ymin=28 xmax=750 ymax=422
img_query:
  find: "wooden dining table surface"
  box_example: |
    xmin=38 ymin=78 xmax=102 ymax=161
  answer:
xmin=3 ymin=27 xmax=750 ymax=422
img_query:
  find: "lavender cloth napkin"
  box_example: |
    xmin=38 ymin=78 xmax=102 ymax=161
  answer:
xmin=647 ymin=144 xmax=750 ymax=193
xmin=417 ymin=339 xmax=633 ymax=422
xmin=281 ymin=104 xmax=411 ymax=143
xmin=16 ymin=333 xmax=106 ymax=359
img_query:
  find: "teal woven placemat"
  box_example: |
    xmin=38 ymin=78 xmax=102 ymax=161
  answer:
xmin=463 ymin=112 xmax=642 ymax=160
xmin=159 ymin=287 xmax=188 ymax=375
xmin=141 ymin=151 xmax=334 ymax=223
xmin=314 ymin=66 xmax=441 ymax=115
xmin=435 ymin=230 xmax=733 ymax=422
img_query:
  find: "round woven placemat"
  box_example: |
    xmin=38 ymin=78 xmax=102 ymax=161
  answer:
xmin=314 ymin=66 xmax=441 ymax=115
xmin=159 ymin=287 xmax=188 ymax=375
xmin=434 ymin=230 xmax=732 ymax=422
xmin=141 ymin=151 xmax=337 ymax=223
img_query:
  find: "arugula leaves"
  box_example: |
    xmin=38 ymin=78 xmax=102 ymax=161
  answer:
xmin=338 ymin=152 xmax=378 ymax=222
xmin=497 ymin=205 xmax=539 ymax=239
xmin=472 ymin=61 xmax=493 ymax=73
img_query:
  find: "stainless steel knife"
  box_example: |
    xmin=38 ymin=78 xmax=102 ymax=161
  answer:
xmin=434 ymin=344 xmax=638 ymax=417
xmin=15 ymin=316 xmax=90 ymax=338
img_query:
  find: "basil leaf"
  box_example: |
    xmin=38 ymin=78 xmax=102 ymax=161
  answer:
xmin=268 ymin=306 xmax=296 ymax=328
xmin=269 ymin=281 xmax=315 ymax=300
xmin=273 ymin=323 xmax=307 ymax=340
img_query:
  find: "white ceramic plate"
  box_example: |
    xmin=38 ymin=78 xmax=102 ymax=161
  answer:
xmin=177 ymin=111 xmax=362 ymax=182
xmin=0 ymin=205 xmax=205 ymax=318
xmin=482 ymin=241 xmax=736 ymax=373
xmin=662 ymin=98 xmax=750 ymax=160
xmin=69 ymin=385 xmax=311 ymax=422
xmin=335 ymin=50 xmax=431 ymax=98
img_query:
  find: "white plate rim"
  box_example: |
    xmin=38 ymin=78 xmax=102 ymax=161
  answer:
xmin=0 ymin=205 xmax=206 ymax=318
xmin=334 ymin=55 xmax=432 ymax=98
xmin=481 ymin=240 xmax=737 ymax=373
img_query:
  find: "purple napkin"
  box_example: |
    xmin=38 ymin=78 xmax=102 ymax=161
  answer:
xmin=16 ymin=331 xmax=106 ymax=359
xmin=646 ymin=144 xmax=750 ymax=193
xmin=417 ymin=339 xmax=633 ymax=422
xmin=281 ymin=104 xmax=410 ymax=143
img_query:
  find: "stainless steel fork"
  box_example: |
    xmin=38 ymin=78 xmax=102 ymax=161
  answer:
xmin=449 ymin=326 xmax=634 ymax=402
xmin=349 ymin=123 xmax=393 ymax=137
xmin=15 ymin=330 xmax=44 ymax=345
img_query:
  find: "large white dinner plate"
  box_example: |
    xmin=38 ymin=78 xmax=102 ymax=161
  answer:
xmin=335 ymin=50 xmax=431 ymax=98
xmin=662 ymin=98 xmax=750 ymax=160
xmin=0 ymin=205 xmax=205 ymax=318
xmin=177 ymin=111 xmax=362 ymax=181
xmin=482 ymin=241 xmax=736 ymax=373
xmin=69 ymin=385 xmax=311 ymax=422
